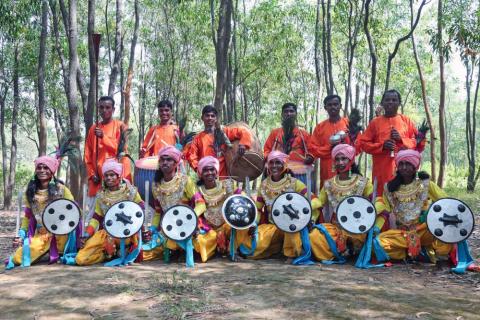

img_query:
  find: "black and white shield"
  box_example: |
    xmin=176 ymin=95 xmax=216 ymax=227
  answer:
xmin=222 ymin=195 xmax=257 ymax=230
xmin=42 ymin=199 xmax=81 ymax=235
xmin=426 ymin=198 xmax=475 ymax=244
xmin=271 ymin=192 xmax=312 ymax=233
xmin=161 ymin=205 xmax=198 ymax=241
xmin=104 ymin=201 xmax=145 ymax=239
xmin=336 ymin=196 xmax=376 ymax=234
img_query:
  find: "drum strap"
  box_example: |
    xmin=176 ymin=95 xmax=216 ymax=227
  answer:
xmin=292 ymin=228 xmax=314 ymax=265
xmin=177 ymin=238 xmax=194 ymax=267
xmin=451 ymin=240 xmax=474 ymax=274
xmin=314 ymin=224 xmax=346 ymax=264
xmin=355 ymin=227 xmax=388 ymax=269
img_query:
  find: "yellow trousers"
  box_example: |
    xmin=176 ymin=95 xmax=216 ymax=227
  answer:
xmin=193 ymin=224 xmax=231 ymax=262
xmin=377 ymin=223 xmax=452 ymax=260
xmin=13 ymin=228 xmax=68 ymax=265
xmin=234 ymin=224 xmax=284 ymax=259
xmin=309 ymin=223 xmax=365 ymax=262
xmin=142 ymin=238 xmax=180 ymax=261
xmin=75 ymin=230 xmax=136 ymax=266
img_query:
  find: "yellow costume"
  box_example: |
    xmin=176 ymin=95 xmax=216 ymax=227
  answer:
xmin=236 ymin=174 xmax=320 ymax=259
xmin=13 ymin=184 xmax=74 ymax=265
xmin=309 ymin=174 xmax=373 ymax=261
xmin=142 ymin=173 xmax=206 ymax=261
xmin=75 ymin=182 xmax=143 ymax=266
xmin=375 ymin=179 xmax=452 ymax=261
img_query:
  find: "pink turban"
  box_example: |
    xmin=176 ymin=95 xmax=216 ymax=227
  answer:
xmin=267 ymin=151 xmax=289 ymax=164
xmin=332 ymin=144 xmax=356 ymax=161
xmin=158 ymin=146 xmax=182 ymax=164
xmin=102 ymin=158 xmax=123 ymax=177
xmin=395 ymin=149 xmax=421 ymax=170
xmin=34 ymin=156 xmax=59 ymax=174
xmin=197 ymin=156 xmax=219 ymax=174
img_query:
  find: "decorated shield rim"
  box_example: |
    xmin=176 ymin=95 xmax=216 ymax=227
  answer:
xmin=221 ymin=194 xmax=257 ymax=230
xmin=103 ymin=200 xmax=145 ymax=239
xmin=160 ymin=204 xmax=199 ymax=241
xmin=335 ymin=195 xmax=376 ymax=235
xmin=426 ymin=197 xmax=475 ymax=244
xmin=270 ymin=191 xmax=312 ymax=233
xmin=41 ymin=198 xmax=81 ymax=235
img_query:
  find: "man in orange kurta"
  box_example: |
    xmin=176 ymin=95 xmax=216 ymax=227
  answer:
xmin=84 ymin=96 xmax=132 ymax=219
xmin=308 ymin=95 xmax=351 ymax=188
xmin=139 ymin=100 xmax=181 ymax=158
xmin=263 ymin=102 xmax=314 ymax=185
xmin=187 ymin=105 xmax=252 ymax=178
xmin=356 ymin=89 xmax=419 ymax=195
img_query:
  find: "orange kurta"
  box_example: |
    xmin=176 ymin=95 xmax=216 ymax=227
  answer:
xmin=141 ymin=124 xmax=179 ymax=158
xmin=308 ymin=117 xmax=350 ymax=187
xmin=356 ymin=114 xmax=418 ymax=195
xmin=263 ymin=127 xmax=311 ymax=164
xmin=84 ymin=119 xmax=132 ymax=196
xmin=187 ymin=127 xmax=252 ymax=177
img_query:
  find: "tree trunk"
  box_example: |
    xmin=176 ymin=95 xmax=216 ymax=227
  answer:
xmin=364 ymin=0 xmax=377 ymax=121
xmin=67 ymin=0 xmax=82 ymax=200
xmin=123 ymin=0 xmax=139 ymax=126
xmin=108 ymin=0 xmax=123 ymax=96
xmin=321 ymin=0 xmax=330 ymax=94
xmin=411 ymin=4 xmax=436 ymax=182
xmin=325 ymin=0 xmax=334 ymax=94
xmin=437 ymin=0 xmax=447 ymax=187
xmin=0 ymin=86 xmax=9 ymax=209
xmin=212 ymin=0 xmax=233 ymax=117
xmin=86 ymin=0 xmax=96 ymax=132
xmin=37 ymin=0 xmax=48 ymax=156
xmin=466 ymin=58 xmax=479 ymax=191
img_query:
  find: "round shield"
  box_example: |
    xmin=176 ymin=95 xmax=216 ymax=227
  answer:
xmin=161 ymin=205 xmax=198 ymax=241
xmin=271 ymin=192 xmax=312 ymax=233
xmin=104 ymin=201 xmax=145 ymax=239
xmin=426 ymin=198 xmax=475 ymax=244
xmin=336 ymin=196 xmax=376 ymax=234
xmin=221 ymin=195 xmax=257 ymax=230
xmin=42 ymin=199 xmax=80 ymax=235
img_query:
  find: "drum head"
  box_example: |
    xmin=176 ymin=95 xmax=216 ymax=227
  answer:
xmin=271 ymin=192 xmax=312 ymax=233
xmin=161 ymin=205 xmax=198 ymax=241
xmin=104 ymin=201 xmax=145 ymax=239
xmin=42 ymin=199 xmax=80 ymax=235
xmin=229 ymin=152 xmax=264 ymax=183
xmin=222 ymin=195 xmax=257 ymax=230
xmin=426 ymin=198 xmax=475 ymax=244
xmin=336 ymin=196 xmax=376 ymax=234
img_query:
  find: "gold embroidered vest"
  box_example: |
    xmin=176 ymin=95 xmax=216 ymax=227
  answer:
xmin=260 ymin=174 xmax=296 ymax=223
xmin=200 ymin=179 xmax=234 ymax=228
xmin=97 ymin=182 xmax=137 ymax=214
xmin=152 ymin=173 xmax=188 ymax=212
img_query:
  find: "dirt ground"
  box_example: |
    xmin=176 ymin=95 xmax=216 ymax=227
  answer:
xmin=1 ymin=210 xmax=479 ymax=320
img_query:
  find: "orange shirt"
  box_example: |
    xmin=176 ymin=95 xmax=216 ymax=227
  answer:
xmin=187 ymin=127 xmax=252 ymax=177
xmin=141 ymin=124 xmax=179 ymax=157
xmin=263 ymin=127 xmax=311 ymax=164
xmin=308 ymin=117 xmax=350 ymax=187
xmin=84 ymin=119 xmax=132 ymax=196
xmin=356 ymin=114 xmax=418 ymax=195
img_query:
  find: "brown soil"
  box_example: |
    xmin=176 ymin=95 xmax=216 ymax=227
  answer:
xmin=1 ymin=210 xmax=479 ymax=320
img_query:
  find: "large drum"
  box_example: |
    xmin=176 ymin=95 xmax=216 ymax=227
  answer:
xmin=224 ymin=122 xmax=264 ymax=183
xmin=134 ymin=156 xmax=157 ymax=207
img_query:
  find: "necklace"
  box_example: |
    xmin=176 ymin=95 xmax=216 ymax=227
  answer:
xmin=200 ymin=180 xmax=227 ymax=206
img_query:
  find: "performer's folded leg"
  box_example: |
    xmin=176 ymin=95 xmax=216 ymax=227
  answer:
xmin=13 ymin=233 xmax=50 ymax=265
xmin=76 ymin=230 xmax=109 ymax=266
xmin=142 ymin=246 xmax=164 ymax=261
xmin=419 ymin=227 xmax=452 ymax=256
xmin=249 ymin=224 xmax=283 ymax=260
xmin=283 ymin=232 xmax=302 ymax=258
xmin=193 ymin=229 xmax=217 ymax=262
xmin=377 ymin=229 xmax=407 ymax=260
xmin=309 ymin=224 xmax=339 ymax=261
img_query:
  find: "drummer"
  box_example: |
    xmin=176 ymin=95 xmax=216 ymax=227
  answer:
xmin=75 ymin=159 xmax=144 ymax=266
xmin=373 ymin=150 xmax=454 ymax=264
xmin=263 ymin=102 xmax=314 ymax=187
xmin=142 ymin=146 xmax=206 ymax=262
xmin=186 ymin=105 xmax=252 ymax=178
xmin=194 ymin=156 xmax=242 ymax=261
xmin=7 ymin=156 xmax=76 ymax=267
xmin=308 ymin=144 xmax=374 ymax=262
xmin=139 ymin=99 xmax=181 ymax=158
xmin=235 ymin=151 xmax=321 ymax=262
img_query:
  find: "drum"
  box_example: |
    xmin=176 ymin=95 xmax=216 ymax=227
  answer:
xmin=222 ymin=195 xmax=257 ymax=230
xmin=224 ymin=122 xmax=264 ymax=183
xmin=426 ymin=198 xmax=475 ymax=244
xmin=42 ymin=199 xmax=81 ymax=235
xmin=134 ymin=156 xmax=157 ymax=207
xmin=335 ymin=196 xmax=376 ymax=234
xmin=271 ymin=192 xmax=312 ymax=233
xmin=104 ymin=201 xmax=145 ymax=239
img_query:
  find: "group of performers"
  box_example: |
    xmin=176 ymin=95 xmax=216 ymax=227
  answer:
xmin=6 ymin=89 xmax=477 ymax=273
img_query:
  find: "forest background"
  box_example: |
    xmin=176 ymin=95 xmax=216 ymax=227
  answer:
xmin=0 ymin=0 xmax=479 ymax=209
